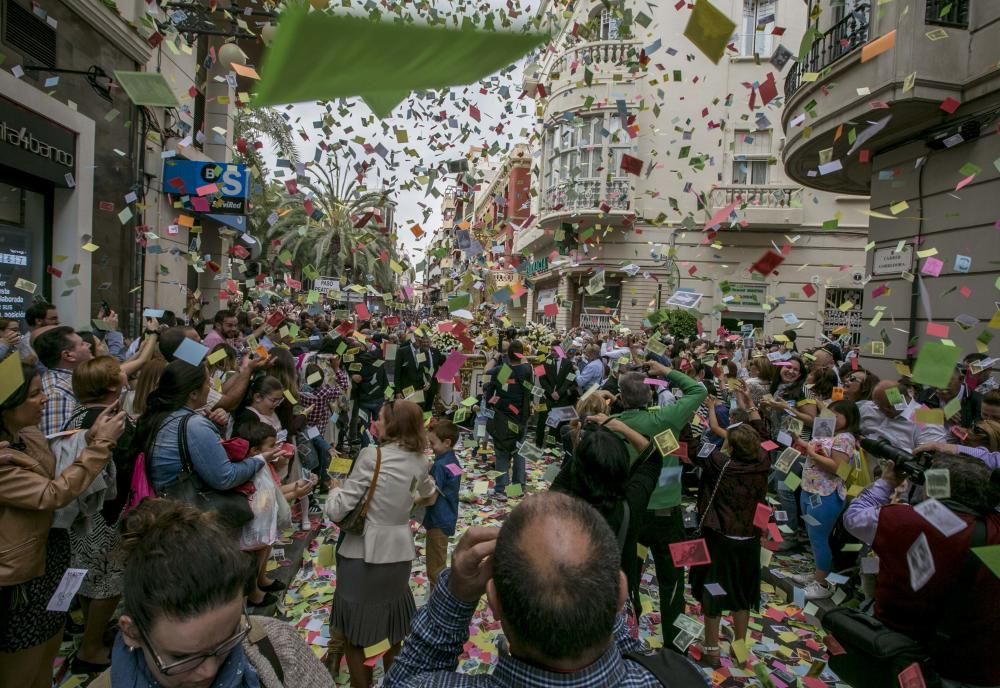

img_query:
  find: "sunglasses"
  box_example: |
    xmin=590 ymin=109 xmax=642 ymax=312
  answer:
xmin=138 ymin=606 xmax=251 ymax=676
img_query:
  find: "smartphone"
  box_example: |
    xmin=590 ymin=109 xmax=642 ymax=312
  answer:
xmin=117 ymin=386 xmax=129 ymax=412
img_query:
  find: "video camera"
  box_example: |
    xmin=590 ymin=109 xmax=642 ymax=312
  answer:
xmin=860 ymin=438 xmax=935 ymax=485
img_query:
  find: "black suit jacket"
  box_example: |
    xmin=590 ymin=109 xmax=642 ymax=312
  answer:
xmin=394 ymin=345 xmax=445 ymax=399
xmin=540 ymin=356 xmax=577 ymax=407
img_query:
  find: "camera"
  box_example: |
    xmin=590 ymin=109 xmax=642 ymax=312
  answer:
xmin=860 ymin=438 xmax=935 ymax=484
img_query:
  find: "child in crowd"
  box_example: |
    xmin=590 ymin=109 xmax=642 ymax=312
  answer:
xmin=421 ymin=419 xmax=462 ymax=591
xmin=235 ymin=420 xmax=315 ymax=608
xmin=794 ymin=399 xmax=861 ymax=600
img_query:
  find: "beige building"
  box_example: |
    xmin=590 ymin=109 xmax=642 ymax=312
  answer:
xmin=781 ymin=0 xmax=999 ymax=377
xmin=516 ymin=0 xmax=870 ymax=342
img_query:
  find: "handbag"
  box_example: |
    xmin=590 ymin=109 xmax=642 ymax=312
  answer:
xmin=336 ymin=446 xmax=382 ymax=536
xmin=692 ymin=459 xmax=730 ymax=538
xmin=161 ymin=414 xmax=254 ymax=530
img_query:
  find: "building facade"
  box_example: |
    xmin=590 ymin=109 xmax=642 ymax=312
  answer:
xmin=0 ymin=0 xmax=240 ymax=332
xmin=515 ymin=0 xmax=871 ymax=342
xmin=780 ymin=0 xmax=999 ymax=377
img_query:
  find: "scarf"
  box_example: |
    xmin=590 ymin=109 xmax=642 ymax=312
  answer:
xmin=110 ymin=633 xmax=261 ymax=688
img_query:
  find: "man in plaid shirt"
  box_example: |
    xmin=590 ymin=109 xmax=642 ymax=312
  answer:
xmin=32 ymin=326 xmax=94 ymax=436
xmin=384 ymin=493 xmax=708 ymax=687
xmin=300 ymin=362 xmax=349 ymax=437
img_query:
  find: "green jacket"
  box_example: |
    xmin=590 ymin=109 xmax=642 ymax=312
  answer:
xmin=615 ymin=370 xmax=708 ymax=510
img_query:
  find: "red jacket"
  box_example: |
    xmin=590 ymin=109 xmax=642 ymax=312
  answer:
xmin=873 ymin=504 xmax=1000 ymax=686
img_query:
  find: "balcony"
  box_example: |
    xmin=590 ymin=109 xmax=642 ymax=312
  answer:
xmin=709 ymin=185 xmax=804 ymax=228
xmin=780 ymin=1 xmax=987 ymax=196
xmin=785 ymin=5 xmax=871 ymax=100
xmin=543 ymin=178 xmax=631 ymax=213
xmin=579 ymin=311 xmax=615 ymax=333
xmin=528 ymin=40 xmax=641 ymax=99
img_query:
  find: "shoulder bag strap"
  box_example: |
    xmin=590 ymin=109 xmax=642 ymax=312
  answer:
xmin=176 ymin=413 xmax=194 ymax=474
xmin=616 ymin=501 xmax=631 ymax=553
xmin=696 ymin=459 xmax=731 ymax=533
xmin=356 ymin=446 xmax=382 ymax=520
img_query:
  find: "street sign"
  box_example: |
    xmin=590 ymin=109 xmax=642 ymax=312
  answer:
xmin=314 ymin=277 xmax=340 ymax=294
xmin=871 ymin=245 xmax=914 ymax=276
xmin=162 ymin=160 xmax=250 ymax=215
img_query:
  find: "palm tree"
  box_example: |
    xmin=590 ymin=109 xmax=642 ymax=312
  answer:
xmin=232 ymin=104 xmax=301 ymax=178
xmin=264 ymin=153 xmax=404 ymax=292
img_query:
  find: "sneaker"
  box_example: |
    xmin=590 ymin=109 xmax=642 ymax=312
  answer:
xmin=492 ymin=492 xmax=508 ymax=503
xmin=308 ymin=501 xmax=323 ymax=515
xmin=788 ymin=572 xmax=814 ymax=586
xmin=803 ymin=581 xmax=833 ymax=600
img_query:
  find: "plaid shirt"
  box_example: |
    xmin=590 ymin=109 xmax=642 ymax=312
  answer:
xmin=41 ymin=368 xmax=79 ymax=437
xmin=383 ymin=569 xmax=664 ymax=688
xmin=300 ymin=369 xmax=349 ymax=433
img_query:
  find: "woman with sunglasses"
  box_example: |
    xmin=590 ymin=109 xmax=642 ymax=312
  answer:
xmin=842 ymin=367 xmax=880 ymax=403
xmin=91 ymin=498 xmax=330 ymax=688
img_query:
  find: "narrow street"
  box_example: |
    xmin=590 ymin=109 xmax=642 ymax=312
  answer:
xmin=285 ymin=440 xmax=846 ymax=687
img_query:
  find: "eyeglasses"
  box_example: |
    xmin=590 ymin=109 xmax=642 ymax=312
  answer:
xmin=138 ymin=607 xmax=251 ymax=676
xmin=846 ymin=375 xmax=865 ymax=384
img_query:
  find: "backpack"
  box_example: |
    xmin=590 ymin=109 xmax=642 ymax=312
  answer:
xmin=821 ymin=518 xmax=986 ymax=688
xmin=121 ymin=451 xmax=155 ymax=518
xmin=624 ymin=649 xmax=711 ymax=687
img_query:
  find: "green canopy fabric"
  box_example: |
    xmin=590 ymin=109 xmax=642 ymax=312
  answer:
xmin=254 ymin=6 xmax=548 ymax=117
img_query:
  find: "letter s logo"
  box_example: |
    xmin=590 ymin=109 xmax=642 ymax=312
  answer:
xmin=220 ymin=167 xmax=244 ymax=197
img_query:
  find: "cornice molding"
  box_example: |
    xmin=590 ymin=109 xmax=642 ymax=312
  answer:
xmin=62 ymin=0 xmax=152 ymax=65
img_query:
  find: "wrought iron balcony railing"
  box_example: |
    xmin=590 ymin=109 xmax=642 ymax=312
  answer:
xmin=785 ymin=3 xmax=871 ymax=98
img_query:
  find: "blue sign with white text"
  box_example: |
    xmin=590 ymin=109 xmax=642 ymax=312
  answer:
xmin=162 ymin=160 xmax=249 ymax=215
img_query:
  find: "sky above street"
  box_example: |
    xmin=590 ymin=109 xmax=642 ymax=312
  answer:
xmin=260 ymin=0 xmax=547 ymax=271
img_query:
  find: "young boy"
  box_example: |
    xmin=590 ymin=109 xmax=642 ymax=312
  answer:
xmin=422 ymin=419 xmax=462 ymax=591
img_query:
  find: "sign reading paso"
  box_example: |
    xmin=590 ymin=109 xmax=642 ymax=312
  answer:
xmin=162 ymin=160 xmax=250 ymax=215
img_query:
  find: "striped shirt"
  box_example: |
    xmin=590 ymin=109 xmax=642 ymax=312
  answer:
xmin=41 ymin=368 xmax=79 ymax=437
xmin=383 ymin=568 xmax=666 ymax=688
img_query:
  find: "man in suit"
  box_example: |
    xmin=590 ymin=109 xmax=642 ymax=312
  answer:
xmin=536 ymin=351 xmax=577 ymax=448
xmin=394 ymin=333 xmax=444 ymax=413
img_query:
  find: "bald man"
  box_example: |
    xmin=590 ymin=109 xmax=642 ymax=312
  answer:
xmin=384 ymin=492 xmax=706 ymax=686
xmin=859 ymin=381 xmax=948 ymax=453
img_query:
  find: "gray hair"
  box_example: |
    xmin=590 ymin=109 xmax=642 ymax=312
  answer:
xmin=930 ymin=453 xmax=1000 ymax=515
xmin=619 ymin=372 xmax=652 ymax=410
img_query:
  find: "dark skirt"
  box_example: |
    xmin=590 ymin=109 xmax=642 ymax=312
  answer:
xmin=0 ymin=529 xmax=70 ymax=652
xmin=330 ymin=554 xmax=415 ymax=648
xmin=689 ymin=528 xmax=761 ymax=616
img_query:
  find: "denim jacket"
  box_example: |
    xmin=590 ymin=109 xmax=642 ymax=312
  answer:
xmin=149 ymin=408 xmax=262 ymax=492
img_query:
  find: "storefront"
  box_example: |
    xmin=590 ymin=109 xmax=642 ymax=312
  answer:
xmin=718 ymin=281 xmax=767 ymax=334
xmin=0 ymin=70 xmax=95 ymax=327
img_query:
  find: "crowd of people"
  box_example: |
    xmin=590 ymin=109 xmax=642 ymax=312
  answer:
xmin=0 ymin=298 xmax=997 ymax=688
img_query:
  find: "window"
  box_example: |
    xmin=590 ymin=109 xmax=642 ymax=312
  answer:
xmin=732 ymin=130 xmax=771 ymax=185
xmin=543 ymin=112 xmax=634 ymax=209
xmin=598 ymin=9 xmax=620 ymax=40
xmin=739 ymin=0 xmax=776 ymax=56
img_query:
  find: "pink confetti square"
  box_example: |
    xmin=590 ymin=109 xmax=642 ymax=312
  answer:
xmin=921 ymin=256 xmax=944 ymax=277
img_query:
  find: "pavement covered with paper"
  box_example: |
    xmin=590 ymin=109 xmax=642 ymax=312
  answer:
xmin=284 ymin=438 xmax=847 ymax=687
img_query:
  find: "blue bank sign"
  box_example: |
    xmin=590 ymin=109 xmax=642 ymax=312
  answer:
xmin=162 ymin=160 xmax=250 ymax=215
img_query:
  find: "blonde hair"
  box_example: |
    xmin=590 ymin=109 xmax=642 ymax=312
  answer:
xmin=131 ymin=358 xmax=167 ymax=415
xmin=72 ymin=356 xmax=122 ymax=404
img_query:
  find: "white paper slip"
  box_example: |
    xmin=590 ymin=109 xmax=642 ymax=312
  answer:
xmin=907 ymin=532 xmax=936 ymax=592
xmin=914 ymin=498 xmax=967 ymax=537
xmin=47 ymin=568 xmax=88 ymax=612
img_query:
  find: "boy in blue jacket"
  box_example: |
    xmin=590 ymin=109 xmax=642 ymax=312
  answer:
xmin=422 ymin=419 xmax=462 ymax=591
